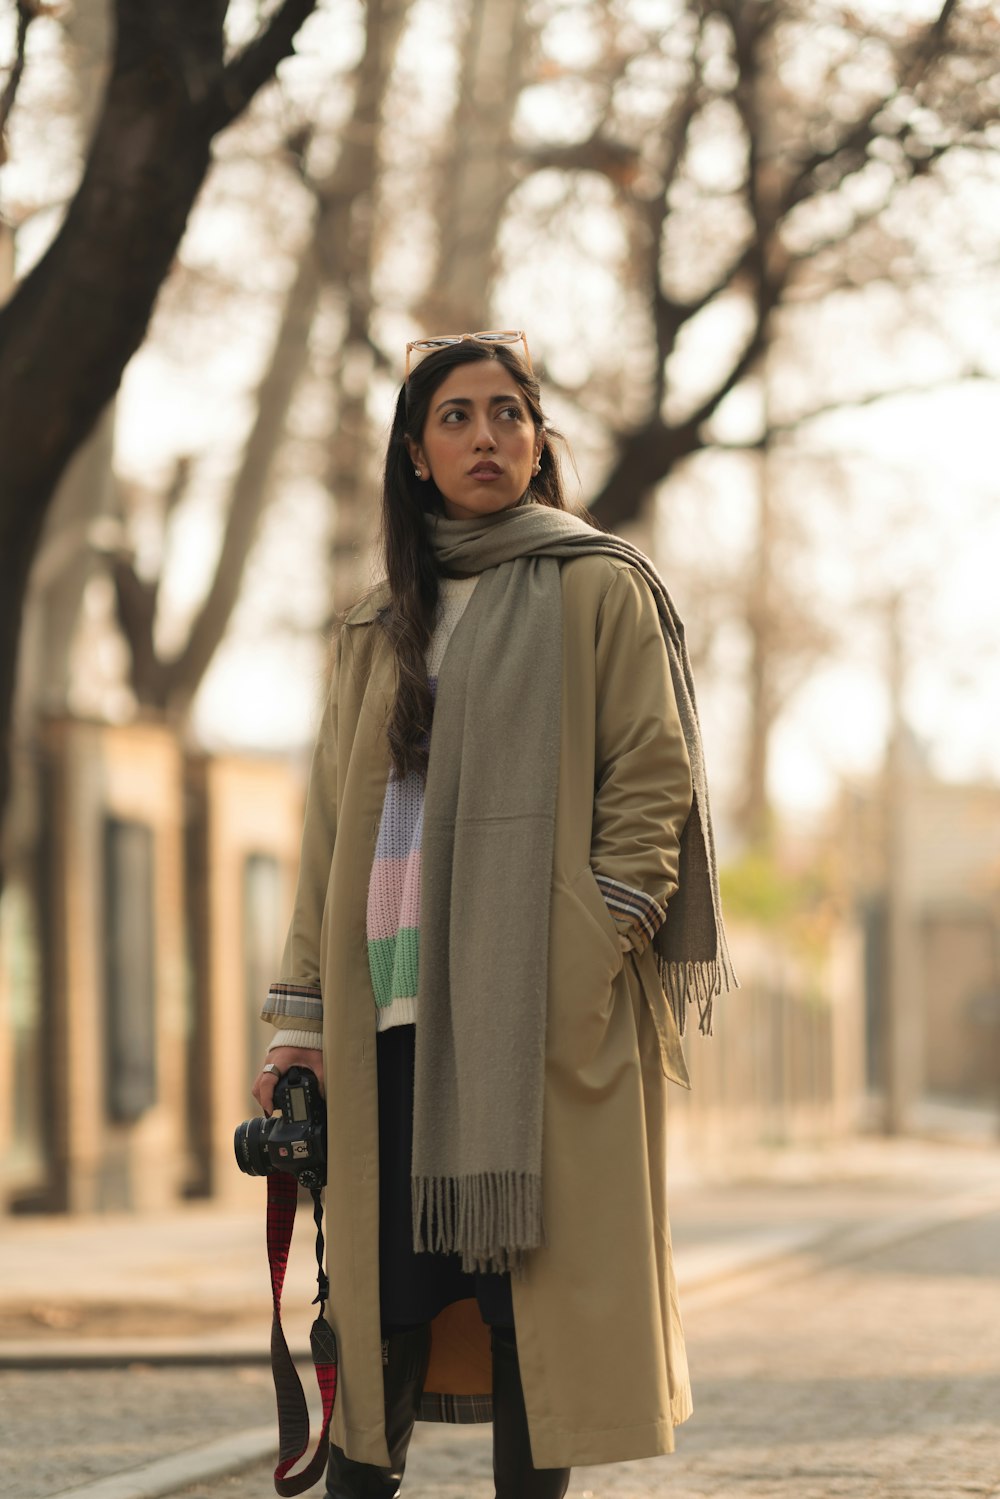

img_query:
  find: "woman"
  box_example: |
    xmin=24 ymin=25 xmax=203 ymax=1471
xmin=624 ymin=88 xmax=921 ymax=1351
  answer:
xmin=253 ymin=331 xmax=734 ymax=1498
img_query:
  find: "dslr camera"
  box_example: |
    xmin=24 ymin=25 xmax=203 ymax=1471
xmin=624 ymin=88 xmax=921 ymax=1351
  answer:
xmin=234 ymin=1065 xmax=326 ymax=1189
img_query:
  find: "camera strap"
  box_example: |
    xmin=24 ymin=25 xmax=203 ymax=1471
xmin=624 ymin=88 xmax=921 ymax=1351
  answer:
xmin=266 ymin=1169 xmax=338 ymax=1496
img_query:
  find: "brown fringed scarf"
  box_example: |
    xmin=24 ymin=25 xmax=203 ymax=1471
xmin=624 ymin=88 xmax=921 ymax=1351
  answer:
xmin=411 ymin=504 xmax=736 ymax=1273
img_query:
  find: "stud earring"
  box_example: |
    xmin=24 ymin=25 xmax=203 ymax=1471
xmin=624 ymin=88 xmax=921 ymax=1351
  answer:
xmin=414 ymin=467 xmax=422 ymax=478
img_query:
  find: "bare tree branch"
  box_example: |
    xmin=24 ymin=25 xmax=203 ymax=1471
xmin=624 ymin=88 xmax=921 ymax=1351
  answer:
xmin=647 ymin=57 xmax=705 ymax=408
xmin=666 ymin=303 xmax=774 ymax=455
xmin=521 ymin=133 xmax=641 ymax=184
xmin=210 ymin=0 xmax=319 ymax=131
xmin=111 ymin=554 xmax=167 ymax=706
xmin=135 ymin=239 xmax=320 ymax=711
xmin=0 ymin=0 xmax=39 ymax=164
xmin=110 ymin=458 xmax=190 ymax=702
xmin=780 ymin=0 xmax=959 ymax=216
xmin=784 ymin=250 xmax=1000 ymax=301
xmin=669 ymin=240 xmax=755 ymax=323
xmin=706 ymin=366 xmax=996 ymax=446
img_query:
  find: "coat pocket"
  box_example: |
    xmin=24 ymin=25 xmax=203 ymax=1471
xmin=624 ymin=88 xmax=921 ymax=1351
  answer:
xmin=571 ymin=864 xmax=626 ymax=970
xmin=546 ymin=867 xmax=625 ymax=1069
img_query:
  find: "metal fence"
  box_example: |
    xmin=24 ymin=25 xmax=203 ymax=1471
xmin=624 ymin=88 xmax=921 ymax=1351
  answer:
xmin=669 ymin=921 xmax=866 ymax=1170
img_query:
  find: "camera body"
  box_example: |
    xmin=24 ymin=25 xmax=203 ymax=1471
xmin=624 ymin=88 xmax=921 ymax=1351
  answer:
xmin=234 ymin=1065 xmax=327 ymax=1189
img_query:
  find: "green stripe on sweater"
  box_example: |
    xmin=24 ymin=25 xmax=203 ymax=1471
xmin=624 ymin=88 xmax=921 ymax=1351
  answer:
xmin=368 ymin=928 xmax=420 ymax=1008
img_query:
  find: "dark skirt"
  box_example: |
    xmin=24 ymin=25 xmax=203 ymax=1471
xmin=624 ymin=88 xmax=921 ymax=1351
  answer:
xmin=377 ymin=1023 xmax=514 ymax=1331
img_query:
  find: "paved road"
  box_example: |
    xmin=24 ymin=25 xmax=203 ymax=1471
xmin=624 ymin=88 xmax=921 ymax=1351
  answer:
xmin=163 ymin=1210 xmax=1000 ymax=1499
xmin=6 ymin=1144 xmax=999 ymax=1499
xmin=69 ymin=1208 xmax=1000 ymax=1499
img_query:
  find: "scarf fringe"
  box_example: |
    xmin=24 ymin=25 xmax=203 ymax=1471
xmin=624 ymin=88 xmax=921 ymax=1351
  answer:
xmin=658 ymin=950 xmax=740 ymax=1038
xmin=412 ymin=1171 xmax=544 ymax=1275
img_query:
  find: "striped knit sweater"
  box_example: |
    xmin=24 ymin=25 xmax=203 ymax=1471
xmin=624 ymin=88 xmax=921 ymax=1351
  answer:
xmin=367 ymin=576 xmax=479 ymax=1032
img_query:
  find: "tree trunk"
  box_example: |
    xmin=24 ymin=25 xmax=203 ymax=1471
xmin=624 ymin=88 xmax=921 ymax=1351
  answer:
xmin=322 ymin=0 xmax=411 ymax=615
xmin=21 ymin=2 xmax=119 ymax=712
xmin=18 ymin=1 xmax=118 ymax=714
xmin=420 ymin=0 xmax=535 ymax=334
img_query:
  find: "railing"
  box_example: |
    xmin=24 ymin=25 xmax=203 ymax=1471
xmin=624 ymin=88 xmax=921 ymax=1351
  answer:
xmin=668 ymin=921 xmax=866 ymax=1170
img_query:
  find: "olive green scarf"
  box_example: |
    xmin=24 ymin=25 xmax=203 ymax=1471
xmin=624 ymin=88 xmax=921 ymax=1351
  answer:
xmin=412 ymin=504 xmax=735 ymax=1274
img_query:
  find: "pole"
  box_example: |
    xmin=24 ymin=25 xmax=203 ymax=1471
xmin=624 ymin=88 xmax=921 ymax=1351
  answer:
xmin=881 ymin=593 xmax=919 ymax=1133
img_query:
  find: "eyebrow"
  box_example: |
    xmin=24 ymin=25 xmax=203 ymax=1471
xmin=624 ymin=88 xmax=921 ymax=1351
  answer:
xmin=433 ymin=392 xmax=524 ymax=413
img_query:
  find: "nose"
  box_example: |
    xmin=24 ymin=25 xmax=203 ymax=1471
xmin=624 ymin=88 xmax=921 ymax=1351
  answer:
xmin=472 ymin=414 xmax=497 ymax=451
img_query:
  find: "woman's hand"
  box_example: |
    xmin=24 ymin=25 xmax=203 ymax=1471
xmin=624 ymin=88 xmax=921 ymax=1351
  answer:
xmin=252 ymin=1047 xmax=326 ymax=1116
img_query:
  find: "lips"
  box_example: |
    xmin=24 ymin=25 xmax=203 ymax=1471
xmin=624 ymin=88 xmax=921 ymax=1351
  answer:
xmin=469 ymin=462 xmax=502 ymax=476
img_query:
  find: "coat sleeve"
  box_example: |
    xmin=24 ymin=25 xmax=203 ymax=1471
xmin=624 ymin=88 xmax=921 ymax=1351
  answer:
xmin=259 ymin=635 xmax=342 ymax=1038
xmin=590 ymin=565 xmax=693 ymax=955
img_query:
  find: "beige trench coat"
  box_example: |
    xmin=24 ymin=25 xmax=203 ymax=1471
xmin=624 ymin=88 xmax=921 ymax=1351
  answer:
xmin=263 ymin=554 xmax=696 ymax=1469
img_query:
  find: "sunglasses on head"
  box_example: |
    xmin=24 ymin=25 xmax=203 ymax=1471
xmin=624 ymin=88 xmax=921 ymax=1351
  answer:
xmin=404 ymin=329 xmax=532 ymax=379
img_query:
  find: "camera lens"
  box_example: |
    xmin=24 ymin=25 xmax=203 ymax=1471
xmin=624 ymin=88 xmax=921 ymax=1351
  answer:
xmin=233 ymin=1115 xmax=274 ymax=1176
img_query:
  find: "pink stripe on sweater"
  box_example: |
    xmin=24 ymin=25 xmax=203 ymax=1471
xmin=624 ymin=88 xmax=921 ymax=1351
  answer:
xmin=367 ymin=854 xmax=421 ymax=940
xmin=398 ymin=862 xmax=422 ymax=931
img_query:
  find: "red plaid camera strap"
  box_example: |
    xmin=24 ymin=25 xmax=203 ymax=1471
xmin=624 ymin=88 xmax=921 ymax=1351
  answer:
xmin=266 ymin=1170 xmax=338 ymax=1496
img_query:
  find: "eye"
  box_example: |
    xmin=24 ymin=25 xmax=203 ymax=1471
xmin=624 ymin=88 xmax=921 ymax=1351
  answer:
xmin=441 ymin=408 xmax=466 ymax=424
xmin=499 ymin=404 xmax=523 ymax=420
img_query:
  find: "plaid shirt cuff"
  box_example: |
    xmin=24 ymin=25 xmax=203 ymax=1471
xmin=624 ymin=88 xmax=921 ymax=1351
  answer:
xmin=593 ymin=873 xmax=666 ymax=949
xmin=262 ymin=981 xmax=323 ymax=1023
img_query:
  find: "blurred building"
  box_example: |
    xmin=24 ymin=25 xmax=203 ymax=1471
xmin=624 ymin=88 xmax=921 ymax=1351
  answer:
xmin=0 ymin=719 xmax=304 ymax=1214
xmin=841 ymin=766 xmax=1000 ymax=1129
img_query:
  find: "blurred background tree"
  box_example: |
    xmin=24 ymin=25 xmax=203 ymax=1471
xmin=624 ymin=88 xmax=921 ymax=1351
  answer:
xmin=502 ymin=0 xmax=999 ymax=841
xmin=1 ymin=0 xmax=998 ymax=879
xmin=0 ymin=0 xmax=320 ymax=884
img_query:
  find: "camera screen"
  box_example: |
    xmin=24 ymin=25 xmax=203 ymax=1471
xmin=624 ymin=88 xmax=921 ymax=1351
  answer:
xmin=289 ymin=1085 xmax=308 ymax=1123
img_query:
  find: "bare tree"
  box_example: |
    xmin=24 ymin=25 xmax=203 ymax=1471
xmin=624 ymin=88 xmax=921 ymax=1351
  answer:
xmin=106 ymin=0 xmax=413 ymax=698
xmin=111 ymin=229 xmax=322 ymax=717
xmin=0 ymin=0 xmax=319 ymax=869
xmin=504 ymin=0 xmax=998 ymax=838
xmin=575 ymin=0 xmax=997 ymax=523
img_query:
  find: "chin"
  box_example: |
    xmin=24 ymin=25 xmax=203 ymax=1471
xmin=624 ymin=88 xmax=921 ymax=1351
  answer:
xmin=444 ymin=491 xmax=521 ymax=520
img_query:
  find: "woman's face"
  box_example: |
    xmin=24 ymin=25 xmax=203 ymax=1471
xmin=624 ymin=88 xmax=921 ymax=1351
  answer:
xmin=406 ymin=361 xmax=544 ymax=521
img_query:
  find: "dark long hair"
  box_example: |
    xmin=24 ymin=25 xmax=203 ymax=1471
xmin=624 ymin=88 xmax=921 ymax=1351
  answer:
xmin=379 ymin=339 xmax=570 ymax=780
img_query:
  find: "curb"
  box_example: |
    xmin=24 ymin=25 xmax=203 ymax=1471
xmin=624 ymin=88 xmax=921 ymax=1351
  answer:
xmin=42 ymin=1427 xmax=276 ymax=1499
xmin=0 ymin=1336 xmax=304 ymax=1371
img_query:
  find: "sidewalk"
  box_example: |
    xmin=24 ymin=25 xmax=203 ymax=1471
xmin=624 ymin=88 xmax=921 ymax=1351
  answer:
xmin=3 ymin=1135 xmax=999 ymax=1499
xmin=2 ymin=1134 xmax=999 ymax=1367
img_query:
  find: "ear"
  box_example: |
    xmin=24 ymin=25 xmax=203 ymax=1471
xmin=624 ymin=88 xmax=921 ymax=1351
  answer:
xmin=534 ymin=433 xmax=546 ymax=467
xmin=404 ymin=434 xmax=428 ymax=476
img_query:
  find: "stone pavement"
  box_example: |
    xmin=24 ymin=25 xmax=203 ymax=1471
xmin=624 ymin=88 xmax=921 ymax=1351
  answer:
xmin=3 ymin=1136 xmax=1000 ymax=1499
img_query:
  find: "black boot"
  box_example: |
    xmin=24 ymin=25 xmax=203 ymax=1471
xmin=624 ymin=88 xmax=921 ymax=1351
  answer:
xmin=325 ymin=1323 xmax=430 ymax=1498
xmin=491 ymin=1325 xmax=571 ymax=1499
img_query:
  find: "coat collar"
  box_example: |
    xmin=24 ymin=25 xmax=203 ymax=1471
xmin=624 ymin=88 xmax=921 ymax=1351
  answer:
xmin=343 ymin=582 xmax=390 ymax=626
